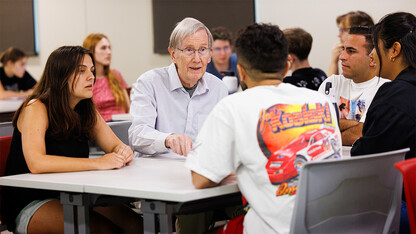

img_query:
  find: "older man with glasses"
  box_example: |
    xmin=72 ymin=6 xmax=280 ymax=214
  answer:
xmin=129 ymin=17 xmax=228 ymax=158
xmin=129 ymin=17 xmax=228 ymax=233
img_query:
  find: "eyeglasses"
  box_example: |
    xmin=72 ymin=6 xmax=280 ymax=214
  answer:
xmin=213 ymin=46 xmax=231 ymax=53
xmin=177 ymin=47 xmax=211 ymax=57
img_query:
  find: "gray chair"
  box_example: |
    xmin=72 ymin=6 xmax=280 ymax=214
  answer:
xmin=290 ymin=148 xmax=409 ymax=234
xmin=89 ymin=121 xmax=132 ymax=155
xmin=107 ymin=120 xmax=132 ymax=145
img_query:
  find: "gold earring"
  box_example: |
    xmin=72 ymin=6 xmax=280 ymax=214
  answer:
xmin=390 ymin=56 xmax=396 ymax=62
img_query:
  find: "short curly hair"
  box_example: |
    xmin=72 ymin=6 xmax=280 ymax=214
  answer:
xmin=235 ymin=23 xmax=288 ymax=77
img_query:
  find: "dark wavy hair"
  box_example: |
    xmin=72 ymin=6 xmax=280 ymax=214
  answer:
xmin=235 ymin=23 xmax=288 ymax=78
xmin=373 ymin=12 xmax=416 ymax=71
xmin=13 ymin=46 xmax=97 ymax=141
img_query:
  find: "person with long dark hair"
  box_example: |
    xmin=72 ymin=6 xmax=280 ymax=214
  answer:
xmin=2 ymin=46 xmax=142 ymax=233
xmin=351 ymin=12 xmax=416 ymax=233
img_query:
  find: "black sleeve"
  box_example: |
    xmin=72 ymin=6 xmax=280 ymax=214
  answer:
xmin=351 ymin=102 xmax=415 ymax=158
xmin=20 ymin=71 xmax=37 ymax=90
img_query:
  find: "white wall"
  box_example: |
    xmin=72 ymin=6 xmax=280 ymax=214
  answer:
xmin=26 ymin=0 xmax=416 ymax=85
xmin=255 ymin=0 xmax=416 ymax=75
xmin=27 ymin=0 xmax=171 ymax=86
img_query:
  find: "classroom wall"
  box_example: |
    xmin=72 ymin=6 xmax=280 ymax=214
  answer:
xmin=255 ymin=0 xmax=416 ymax=76
xmin=27 ymin=0 xmax=171 ymax=85
xmin=26 ymin=0 xmax=416 ymax=86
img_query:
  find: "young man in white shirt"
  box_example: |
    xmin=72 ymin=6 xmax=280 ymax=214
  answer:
xmin=186 ymin=23 xmax=342 ymax=234
xmin=319 ymin=26 xmax=390 ymax=145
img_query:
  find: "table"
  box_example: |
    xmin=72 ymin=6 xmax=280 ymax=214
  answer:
xmin=0 ymin=157 xmax=240 ymax=234
xmin=342 ymin=146 xmax=352 ymax=158
xmin=111 ymin=113 xmax=132 ymax=121
xmin=0 ymin=98 xmax=23 ymax=122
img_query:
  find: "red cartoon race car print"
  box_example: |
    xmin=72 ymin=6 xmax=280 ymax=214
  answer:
xmin=265 ymin=127 xmax=340 ymax=184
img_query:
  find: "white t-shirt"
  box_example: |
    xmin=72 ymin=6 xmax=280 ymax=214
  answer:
xmin=185 ymin=84 xmax=342 ymax=234
xmin=318 ymin=75 xmax=390 ymax=122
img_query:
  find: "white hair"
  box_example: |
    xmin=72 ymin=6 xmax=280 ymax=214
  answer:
xmin=168 ymin=17 xmax=213 ymax=49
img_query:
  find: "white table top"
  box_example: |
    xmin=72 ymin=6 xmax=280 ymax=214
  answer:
xmin=111 ymin=113 xmax=132 ymax=121
xmin=0 ymin=98 xmax=24 ymax=113
xmin=342 ymin=146 xmax=352 ymax=158
xmin=0 ymin=157 xmax=239 ymax=203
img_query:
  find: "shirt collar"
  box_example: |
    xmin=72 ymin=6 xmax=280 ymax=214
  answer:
xmin=167 ymin=63 xmax=210 ymax=95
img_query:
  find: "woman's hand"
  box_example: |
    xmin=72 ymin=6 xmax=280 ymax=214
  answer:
xmin=114 ymin=143 xmax=134 ymax=165
xmin=97 ymin=152 xmax=127 ymax=170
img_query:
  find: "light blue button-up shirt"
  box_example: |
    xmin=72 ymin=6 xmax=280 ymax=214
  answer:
xmin=129 ymin=63 xmax=228 ymax=157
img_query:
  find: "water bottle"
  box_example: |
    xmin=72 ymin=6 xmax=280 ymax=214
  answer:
xmin=221 ymin=70 xmax=238 ymax=94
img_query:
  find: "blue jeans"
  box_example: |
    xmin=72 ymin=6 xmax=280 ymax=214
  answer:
xmin=400 ymin=200 xmax=410 ymax=234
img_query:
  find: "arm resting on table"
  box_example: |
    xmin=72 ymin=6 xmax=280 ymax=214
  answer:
xmin=191 ymin=171 xmax=218 ymax=189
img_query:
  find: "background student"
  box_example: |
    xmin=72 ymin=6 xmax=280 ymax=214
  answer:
xmin=206 ymin=26 xmax=238 ymax=79
xmin=283 ymin=27 xmax=327 ymax=90
xmin=0 ymin=47 xmax=37 ymax=100
xmin=83 ymin=33 xmax=130 ymax=122
xmin=2 ymin=46 xmax=142 ymax=233
xmin=327 ymin=11 xmax=374 ymax=76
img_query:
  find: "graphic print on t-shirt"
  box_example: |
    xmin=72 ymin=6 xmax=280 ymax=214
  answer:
xmin=338 ymin=96 xmax=350 ymax=119
xmin=257 ymin=102 xmax=341 ymax=196
xmin=338 ymin=96 xmax=366 ymax=121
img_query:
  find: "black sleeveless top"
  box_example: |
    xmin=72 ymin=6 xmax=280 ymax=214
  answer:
xmin=1 ymin=127 xmax=89 ymax=231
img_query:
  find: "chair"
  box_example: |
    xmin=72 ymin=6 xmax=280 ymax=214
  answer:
xmin=89 ymin=121 xmax=133 ymax=155
xmin=395 ymin=157 xmax=416 ymax=233
xmin=107 ymin=120 xmax=132 ymax=146
xmin=290 ymin=148 xmax=409 ymax=234
xmin=0 ymin=135 xmax=12 ymax=231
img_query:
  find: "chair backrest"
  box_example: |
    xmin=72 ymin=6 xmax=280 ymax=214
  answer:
xmin=107 ymin=120 xmax=132 ymax=145
xmin=290 ymin=148 xmax=409 ymax=234
xmin=88 ymin=121 xmax=132 ymax=155
xmin=0 ymin=135 xmax=12 ymax=231
xmin=0 ymin=135 xmax=12 ymax=177
xmin=395 ymin=157 xmax=416 ymax=233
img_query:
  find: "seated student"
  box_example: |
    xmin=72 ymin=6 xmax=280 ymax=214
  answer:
xmin=351 ymin=12 xmax=416 ymax=232
xmin=318 ymin=26 xmax=390 ymax=146
xmin=0 ymin=47 xmax=37 ymax=100
xmin=185 ymin=23 xmax=342 ymax=233
xmin=83 ymin=33 xmax=130 ymax=122
xmin=283 ymin=27 xmax=327 ymax=90
xmin=328 ymin=11 xmax=374 ymax=76
xmin=206 ymin=26 xmax=238 ymax=79
xmin=1 ymin=46 xmax=142 ymax=233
